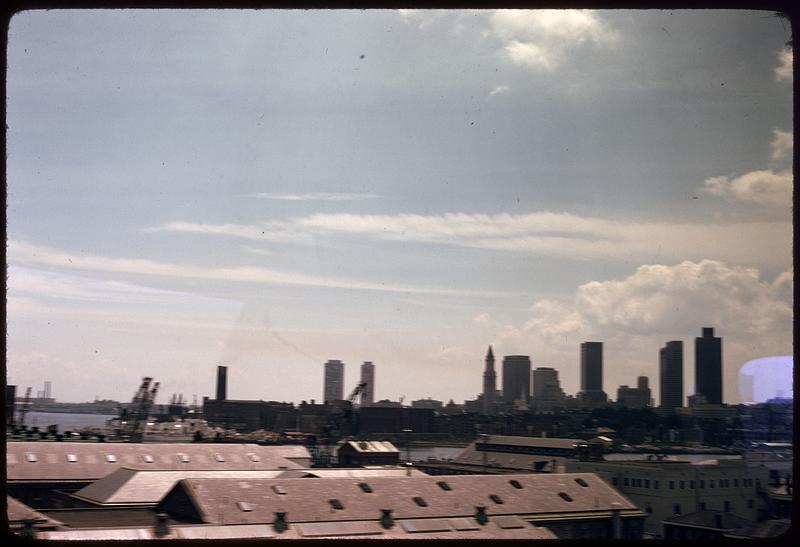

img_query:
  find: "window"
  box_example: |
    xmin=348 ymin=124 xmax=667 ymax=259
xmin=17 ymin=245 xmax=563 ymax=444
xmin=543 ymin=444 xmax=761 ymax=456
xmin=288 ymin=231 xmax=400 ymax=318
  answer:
xmin=645 ymin=503 xmax=652 ymax=514
xmin=669 ymin=481 xmax=675 ymax=490
xmin=747 ymin=499 xmax=755 ymax=509
xmin=178 ymin=453 xmax=190 ymax=463
xmin=709 ymin=480 xmax=714 ymax=488
xmin=437 ymin=481 xmax=452 ymax=491
xmin=680 ymin=481 xmax=685 ymax=489
xmin=412 ymin=496 xmax=428 ymax=507
xmin=25 ymin=453 xmax=37 ymax=463
xmin=612 ymin=477 xmax=618 ymax=486
xmin=689 ymin=480 xmax=695 ymax=489
xmin=644 ymin=479 xmax=650 ymax=488
xmin=329 ymin=499 xmax=344 ymax=510
xmin=66 ymin=454 xmax=78 ymax=463
xmin=509 ymin=479 xmax=523 ymax=489
xmin=237 ymin=501 xmax=253 ymax=512
xmin=734 ymin=479 xmax=739 ymax=487
xmin=700 ymin=502 xmax=706 ymax=510
xmin=699 ymin=480 xmax=705 ymax=488
xmin=673 ymin=504 xmax=681 ymax=515
xmin=653 ymin=480 xmax=659 ymax=489
xmin=624 ymin=477 xmax=629 ymax=486
xmin=558 ymin=492 xmax=573 ymax=502
xmin=489 ymin=494 xmax=504 ymax=504
xmin=575 ymin=478 xmax=589 ymax=487
xmin=105 ymin=454 xmax=117 ymax=463
xmin=143 ymin=454 xmax=154 ymax=463
xmin=358 ymin=482 xmax=373 ymax=493
xmin=247 ymin=453 xmax=260 ymax=462
xmin=215 ymin=453 xmax=225 ymax=462
xmin=724 ymin=501 xmax=732 ymax=512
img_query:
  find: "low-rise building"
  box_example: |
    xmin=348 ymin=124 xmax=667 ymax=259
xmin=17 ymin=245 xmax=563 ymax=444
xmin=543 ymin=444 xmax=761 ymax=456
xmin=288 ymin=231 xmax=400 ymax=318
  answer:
xmin=337 ymin=440 xmax=400 ymax=467
xmin=566 ymin=456 xmax=771 ymax=537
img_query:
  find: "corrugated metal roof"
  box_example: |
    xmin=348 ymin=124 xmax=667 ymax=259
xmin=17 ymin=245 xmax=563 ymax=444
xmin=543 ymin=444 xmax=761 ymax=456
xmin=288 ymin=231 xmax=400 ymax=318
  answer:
xmin=6 ymin=442 xmax=307 ymax=482
xmin=157 ymin=472 xmax=641 ymax=526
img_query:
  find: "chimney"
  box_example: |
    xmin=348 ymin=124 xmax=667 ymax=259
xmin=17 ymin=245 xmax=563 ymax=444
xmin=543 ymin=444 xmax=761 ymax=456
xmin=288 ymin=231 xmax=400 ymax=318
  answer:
xmin=273 ymin=512 xmax=288 ymax=533
xmin=380 ymin=509 xmax=394 ymax=529
xmin=475 ymin=505 xmax=488 ymax=525
xmin=216 ymin=366 xmax=227 ymax=401
xmin=154 ymin=513 xmax=170 ymax=538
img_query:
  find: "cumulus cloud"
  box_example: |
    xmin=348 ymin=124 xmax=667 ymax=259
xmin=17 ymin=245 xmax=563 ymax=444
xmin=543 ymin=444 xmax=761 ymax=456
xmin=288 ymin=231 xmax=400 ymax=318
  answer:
xmin=476 ymin=260 xmax=793 ymax=399
xmin=251 ymin=192 xmax=380 ymax=201
xmin=7 ymin=240 xmax=506 ymax=298
xmin=775 ymin=47 xmax=792 ymax=82
xmin=701 ymin=128 xmax=793 ymax=208
xmin=489 ymin=9 xmax=617 ymax=70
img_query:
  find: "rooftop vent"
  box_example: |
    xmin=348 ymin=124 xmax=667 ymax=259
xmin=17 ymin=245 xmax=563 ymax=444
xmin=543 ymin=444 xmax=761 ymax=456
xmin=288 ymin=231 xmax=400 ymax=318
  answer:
xmin=509 ymin=479 xmax=523 ymax=489
xmin=274 ymin=512 xmax=288 ymax=533
xmin=329 ymin=499 xmax=344 ymax=510
xmin=437 ymin=481 xmax=452 ymax=491
xmin=178 ymin=453 xmax=190 ymax=463
xmin=380 ymin=509 xmax=394 ymax=529
xmin=66 ymin=454 xmax=78 ymax=463
xmin=143 ymin=454 xmax=154 ymax=463
xmin=358 ymin=482 xmax=373 ymax=493
xmin=236 ymin=501 xmax=253 ymax=512
xmin=489 ymin=494 xmax=504 ymax=504
xmin=272 ymin=485 xmax=286 ymax=495
xmin=558 ymin=492 xmax=573 ymax=502
xmin=575 ymin=478 xmax=589 ymax=487
xmin=413 ymin=496 xmax=428 ymax=507
xmin=25 ymin=453 xmax=37 ymax=463
xmin=247 ymin=453 xmax=261 ymax=462
xmin=214 ymin=454 xmax=225 ymax=462
xmin=475 ymin=505 xmax=488 ymax=526
xmin=105 ymin=454 xmax=117 ymax=463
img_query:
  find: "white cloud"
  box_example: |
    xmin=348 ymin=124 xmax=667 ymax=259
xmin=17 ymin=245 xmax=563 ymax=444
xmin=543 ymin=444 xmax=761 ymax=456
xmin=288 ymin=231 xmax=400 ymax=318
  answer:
xmin=489 ymin=84 xmax=510 ymax=96
xmin=775 ymin=47 xmax=792 ymax=82
xmin=7 ymin=240 xmax=506 ymax=298
xmin=701 ymin=128 xmax=793 ymax=208
xmin=702 ymin=170 xmax=792 ymax=208
xmin=489 ymin=9 xmax=617 ymax=71
xmin=145 ymin=220 xmax=311 ymax=243
xmin=251 ymin=192 xmax=380 ymax=201
xmin=770 ymin=129 xmax=793 ymax=162
xmin=475 ymin=260 xmax=792 ymax=400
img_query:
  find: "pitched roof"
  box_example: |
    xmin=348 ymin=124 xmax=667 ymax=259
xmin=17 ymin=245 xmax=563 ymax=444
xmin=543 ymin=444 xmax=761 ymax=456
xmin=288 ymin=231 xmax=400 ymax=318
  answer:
xmin=7 ymin=442 xmax=306 ymax=482
xmin=72 ymin=466 xmax=429 ymax=506
xmin=157 ymin=472 xmax=642 ymax=526
xmin=7 ymin=496 xmax=64 ymax=528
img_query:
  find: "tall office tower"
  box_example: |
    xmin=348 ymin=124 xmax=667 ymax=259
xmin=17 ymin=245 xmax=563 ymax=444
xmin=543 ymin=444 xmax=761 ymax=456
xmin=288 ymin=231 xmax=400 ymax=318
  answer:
xmin=216 ymin=366 xmax=228 ymax=401
xmin=532 ymin=367 xmax=565 ymax=402
xmin=44 ymin=381 xmax=52 ymax=400
xmin=579 ymin=342 xmax=607 ymax=404
xmin=660 ymin=341 xmax=683 ymax=411
xmin=502 ymin=355 xmax=531 ymax=404
xmin=482 ymin=346 xmax=496 ymax=414
xmin=324 ymin=360 xmax=345 ymax=403
xmin=695 ymin=327 xmax=723 ymax=405
xmin=360 ymin=361 xmax=375 ymax=405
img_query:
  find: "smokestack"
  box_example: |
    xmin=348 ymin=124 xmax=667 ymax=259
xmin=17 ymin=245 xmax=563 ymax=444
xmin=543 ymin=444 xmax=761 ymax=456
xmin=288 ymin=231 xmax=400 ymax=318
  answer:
xmin=216 ymin=366 xmax=228 ymax=401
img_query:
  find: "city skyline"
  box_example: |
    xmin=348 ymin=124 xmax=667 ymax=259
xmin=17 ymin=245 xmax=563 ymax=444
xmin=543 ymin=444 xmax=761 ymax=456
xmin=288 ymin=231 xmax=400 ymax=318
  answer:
xmin=6 ymin=10 xmax=792 ymax=405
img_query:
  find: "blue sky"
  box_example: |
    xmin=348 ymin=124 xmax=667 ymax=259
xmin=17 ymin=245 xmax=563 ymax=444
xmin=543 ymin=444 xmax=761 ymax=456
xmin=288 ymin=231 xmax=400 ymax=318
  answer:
xmin=6 ymin=9 xmax=792 ymax=405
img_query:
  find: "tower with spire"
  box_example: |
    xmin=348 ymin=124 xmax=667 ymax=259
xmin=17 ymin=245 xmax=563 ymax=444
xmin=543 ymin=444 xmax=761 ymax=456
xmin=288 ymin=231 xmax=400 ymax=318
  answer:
xmin=482 ymin=345 xmax=496 ymax=415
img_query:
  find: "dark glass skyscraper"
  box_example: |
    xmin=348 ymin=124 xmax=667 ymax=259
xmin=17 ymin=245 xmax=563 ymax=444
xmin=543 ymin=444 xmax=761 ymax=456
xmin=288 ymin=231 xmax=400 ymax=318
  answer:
xmin=502 ymin=355 xmax=531 ymax=404
xmin=660 ymin=341 xmax=683 ymax=411
xmin=579 ymin=342 xmax=607 ymax=404
xmin=695 ymin=327 xmax=723 ymax=404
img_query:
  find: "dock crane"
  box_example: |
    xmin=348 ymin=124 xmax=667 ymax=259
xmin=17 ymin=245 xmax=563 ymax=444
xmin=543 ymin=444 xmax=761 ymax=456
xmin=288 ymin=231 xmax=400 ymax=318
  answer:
xmin=118 ymin=377 xmax=160 ymax=442
xmin=311 ymin=381 xmax=367 ymax=467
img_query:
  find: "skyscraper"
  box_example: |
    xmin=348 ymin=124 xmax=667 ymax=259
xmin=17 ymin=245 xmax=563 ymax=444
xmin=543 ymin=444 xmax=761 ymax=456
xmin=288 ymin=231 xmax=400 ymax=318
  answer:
xmin=216 ymin=365 xmax=227 ymax=401
xmin=360 ymin=361 xmax=375 ymax=405
xmin=660 ymin=341 xmax=683 ymax=411
xmin=532 ymin=367 xmax=565 ymax=402
xmin=579 ymin=342 xmax=607 ymax=404
xmin=502 ymin=355 xmax=531 ymax=404
xmin=324 ymin=360 xmax=345 ymax=403
xmin=695 ymin=327 xmax=723 ymax=405
xmin=482 ymin=346 xmax=496 ymax=414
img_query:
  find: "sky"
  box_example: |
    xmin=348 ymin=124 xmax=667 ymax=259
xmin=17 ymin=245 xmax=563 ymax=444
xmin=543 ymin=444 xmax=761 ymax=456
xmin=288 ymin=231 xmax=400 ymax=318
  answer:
xmin=6 ymin=9 xmax=793 ymax=406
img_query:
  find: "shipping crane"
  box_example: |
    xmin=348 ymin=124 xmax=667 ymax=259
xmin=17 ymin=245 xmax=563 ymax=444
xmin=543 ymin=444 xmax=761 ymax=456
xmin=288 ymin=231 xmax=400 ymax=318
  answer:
xmin=119 ymin=377 xmax=160 ymax=442
xmin=311 ymin=381 xmax=367 ymax=466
